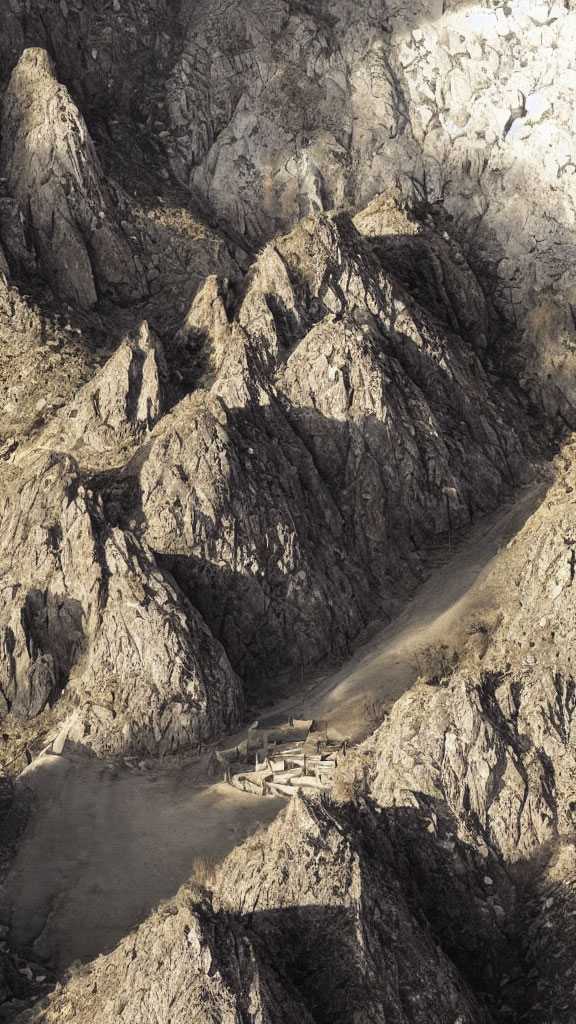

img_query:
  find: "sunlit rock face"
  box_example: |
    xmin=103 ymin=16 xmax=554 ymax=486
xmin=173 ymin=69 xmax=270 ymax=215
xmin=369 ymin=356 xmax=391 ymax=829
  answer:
xmin=1 ymin=7 xmax=576 ymax=1024
xmin=385 ymin=0 xmax=576 ymax=420
xmin=0 ymin=1 xmax=571 ymax=751
xmin=2 ymin=1 xmax=575 ymax=417
xmin=169 ymin=0 xmax=576 ymax=416
xmin=165 ymin=0 xmax=576 ymax=418
xmin=388 ymin=1 xmax=576 ymax=300
xmin=134 ymin=207 xmax=528 ymax=691
xmin=0 ymin=48 xmax=148 ymax=309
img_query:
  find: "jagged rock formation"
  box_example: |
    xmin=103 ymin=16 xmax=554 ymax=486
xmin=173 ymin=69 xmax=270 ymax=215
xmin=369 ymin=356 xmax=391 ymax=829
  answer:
xmin=133 ymin=207 xmax=528 ymax=689
xmin=24 ymin=449 xmax=576 ymax=1024
xmin=367 ymin=445 xmax=576 ymax=864
xmin=1 ymin=3 xmax=574 ymax=308
xmin=1 ymin=49 xmax=148 ymax=310
xmin=0 ymin=140 xmax=532 ymax=742
xmin=347 ymin=443 xmax=576 ymax=1022
xmin=0 ymin=326 xmax=242 ymax=755
xmin=15 ymin=887 xmax=308 ymax=1024
xmin=0 ymin=448 xmax=241 ymax=755
xmin=37 ymin=322 xmax=165 ymax=463
xmin=0 ymin=3 xmax=576 ymax=1023
xmin=2 ymin=1 xmax=575 ymax=403
xmin=18 ymin=796 xmax=507 ymax=1024
xmin=0 ymin=277 xmax=98 ymax=448
xmin=213 ymin=794 xmax=514 ymax=1024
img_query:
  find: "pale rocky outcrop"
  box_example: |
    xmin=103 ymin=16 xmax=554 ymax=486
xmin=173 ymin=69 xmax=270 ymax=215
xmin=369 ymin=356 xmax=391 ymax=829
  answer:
xmin=0 ymin=274 xmax=101 ymax=454
xmin=0 ymin=4 xmax=576 ymax=1020
xmin=16 ymin=888 xmax=307 ymax=1024
xmin=194 ymin=440 xmax=575 ymax=1024
xmin=36 ymin=322 xmax=165 ymax=465
xmin=136 ymin=210 xmax=528 ymax=690
xmin=0 ymin=343 xmax=242 ymax=755
xmin=0 ymin=194 xmax=531 ymax=746
xmin=22 ymin=796 xmax=505 ymax=1024
xmin=213 ymin=794 xmax=507 ymax=1024
xmin=0 ymin=49 xmax=147 ymax=309
xmin=367 ymin=446 xmax=576 ymax=864
xmin=2 ymin=3 xmax=576 ymax=413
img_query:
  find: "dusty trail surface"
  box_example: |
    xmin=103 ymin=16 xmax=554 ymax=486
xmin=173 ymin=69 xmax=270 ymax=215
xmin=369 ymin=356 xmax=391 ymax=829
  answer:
xmin=1 ymin=757 xmax=284 ymax=968
xmin=0 ymin=480 xmax=546 ymax=970
xmin=272 ymin=480 xmax=546 ymax=740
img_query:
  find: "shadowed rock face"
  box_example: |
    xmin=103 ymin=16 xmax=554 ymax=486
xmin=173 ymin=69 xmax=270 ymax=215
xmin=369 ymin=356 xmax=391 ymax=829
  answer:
xmin=134 ymin=209 xmax=529 ymax=691
xmin=0 ymin=449 xmax=242 ymax=757
xmin=15 ymin=886 xmax=314 ymax=1024
xmin=30 ymin=454 xmax=576 ymax=1024
xmin=38 ymin=322 xmax=166 ymax=460
xmin=0 ymin=322 xmax=242 ymax=756
xmin=2 ymin=3 xmax=576 ymax=412
xmin=366 ymin=447 xmax=576 ymax=867
xmin=0 ymin=193 xmax=530 ymax=744
xmin=1 ymin=48 xmax=148 ymax=309
xmin=3 ymin=3 xmax=574 ymax=312
xmin=17 ymin=796 xmax=503 ymax=1024
xmin=0 ymin=6 xmax=576 ymax=1024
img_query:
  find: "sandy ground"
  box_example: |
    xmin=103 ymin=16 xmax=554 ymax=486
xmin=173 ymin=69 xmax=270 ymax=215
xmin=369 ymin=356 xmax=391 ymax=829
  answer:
xmin=0 ymin=481 xmax=546 ymax=970
xmin=256 ymin=481 xmax=546 ymax=740
xmin=0 ymin=756 xmax=284 ymax=968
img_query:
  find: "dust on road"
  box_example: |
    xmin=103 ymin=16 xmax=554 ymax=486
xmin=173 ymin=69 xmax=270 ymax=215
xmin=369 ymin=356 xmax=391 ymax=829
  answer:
xmin=0 ymin=481 xmax=546 ymax=970
xmin=1 ymin=755 xmax=283 ymax=969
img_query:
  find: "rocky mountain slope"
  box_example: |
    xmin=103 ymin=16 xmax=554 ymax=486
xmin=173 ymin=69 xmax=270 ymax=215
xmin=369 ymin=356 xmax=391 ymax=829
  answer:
xmin=0 ymin=38 xmax=534 ymax=757
xmin=0 ymin=0 xmax=574 ymax=1022
xmin=20 ymin=446 xmax=576 ymax=1024
xmin=3 ymin=1 xmax=576 ymax=408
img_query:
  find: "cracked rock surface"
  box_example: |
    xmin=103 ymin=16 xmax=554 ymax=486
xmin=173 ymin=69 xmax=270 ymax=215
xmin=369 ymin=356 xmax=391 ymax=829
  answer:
xmin=27 ymin=449 xmax=576 ymax=1024
xmin=0 ymin=3 xmax=575 ymax=1023
xmin=1 ymin=49 xmax=148 ymax=310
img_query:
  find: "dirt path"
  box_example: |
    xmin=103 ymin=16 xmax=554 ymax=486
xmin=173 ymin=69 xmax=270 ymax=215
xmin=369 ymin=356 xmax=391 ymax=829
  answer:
xmin=267 ymin=480 xmax=546 ymax=740
xmin=0 ymin=481 xmax=546 ymax=970
xmin=0 ymin=756 xmax=284 ymax=969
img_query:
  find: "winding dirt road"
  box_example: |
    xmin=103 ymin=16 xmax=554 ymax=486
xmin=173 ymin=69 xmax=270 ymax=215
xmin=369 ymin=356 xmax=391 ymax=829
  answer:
xmin=0 ymin=480 xmax=546 ymax=969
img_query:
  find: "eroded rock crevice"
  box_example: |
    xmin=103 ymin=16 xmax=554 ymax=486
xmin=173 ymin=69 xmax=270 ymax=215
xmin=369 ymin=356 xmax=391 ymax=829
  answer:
xmin=0 ymin=3 xmax=574 ymax=1023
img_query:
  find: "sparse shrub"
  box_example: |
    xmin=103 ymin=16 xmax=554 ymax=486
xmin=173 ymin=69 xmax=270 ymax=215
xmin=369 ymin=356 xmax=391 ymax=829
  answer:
xmin=331 ymin=773 xmax=360 ymax=804
xmin=189 ymin=856 xmax=217 ymax=889
xmin=414 ymin=642 xmax=459 ymax=687
xmin=466 ymin=615 xmax=501 ymax=660
xmin=363 ymin=697 xmax=390 ymax=729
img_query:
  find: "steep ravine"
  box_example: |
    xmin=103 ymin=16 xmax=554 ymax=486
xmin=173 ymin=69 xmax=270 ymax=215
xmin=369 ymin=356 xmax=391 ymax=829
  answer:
xmin=11 ymin=451 xmax=576 ymax=1024
xmin=0 ymin=480 xmax=541 ymax=979
xmin=0 ymin=2 xmax=574 ymax=1022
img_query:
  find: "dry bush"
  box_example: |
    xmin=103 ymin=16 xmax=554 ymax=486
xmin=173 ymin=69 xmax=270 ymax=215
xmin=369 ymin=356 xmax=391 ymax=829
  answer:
xmin=413 ymin=642 xmax=459 ymax=687
xmin=189 ymin=855 xmax=218 ymax=889
xmin=331 ymin=773 xmax=358 ymax=804
xmin=465 ymin=614 xmax=501 ymax=662
xmin=363 ymin=697 xmax=390 ymax=730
